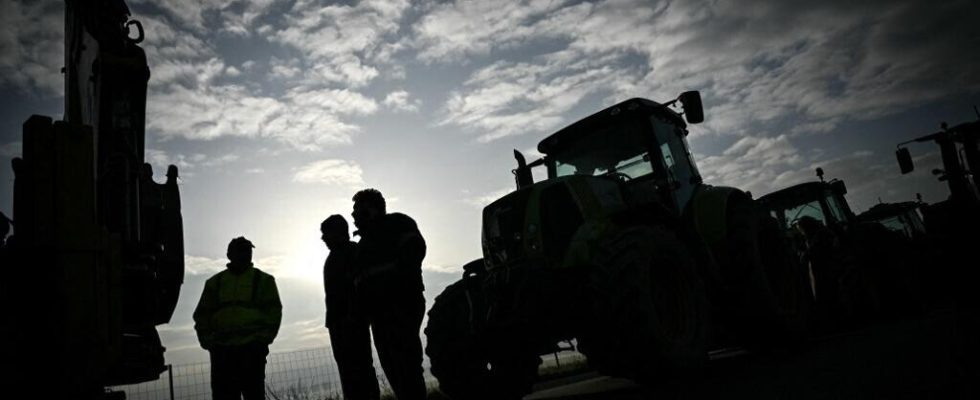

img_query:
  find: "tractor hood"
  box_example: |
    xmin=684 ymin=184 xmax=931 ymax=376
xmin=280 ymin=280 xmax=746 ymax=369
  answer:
xmin=481 ymin=175 xmax=625 ymax=271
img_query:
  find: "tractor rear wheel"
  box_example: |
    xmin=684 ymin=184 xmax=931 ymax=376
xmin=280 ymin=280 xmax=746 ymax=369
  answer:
xmin=579 ymin=225 xmax=710 ymax=384
xmin=424 ymin=263 xmax=540 ymax=400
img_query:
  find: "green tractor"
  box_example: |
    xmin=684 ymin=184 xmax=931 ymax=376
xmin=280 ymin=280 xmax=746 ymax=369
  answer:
xmin=857 ymin=201 xmax=928 ymax=241
xmin=757 ymin=169 xmax=921 ymax=327
xmin=425 ymin=93 xmax=809 ymax=399
xmin=756 ymin=168 xmax=854 ymax=233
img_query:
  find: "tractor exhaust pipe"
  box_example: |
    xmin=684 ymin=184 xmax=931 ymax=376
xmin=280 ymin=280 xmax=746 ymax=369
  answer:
xmin=514 ymin=150 xmax=533 ymax=189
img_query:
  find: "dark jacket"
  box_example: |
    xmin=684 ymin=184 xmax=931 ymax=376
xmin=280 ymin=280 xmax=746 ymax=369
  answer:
xmin=353 ymin=213 xmax=426 ymax=306
xmin=324 ymin=240 xmax=359 ymax=327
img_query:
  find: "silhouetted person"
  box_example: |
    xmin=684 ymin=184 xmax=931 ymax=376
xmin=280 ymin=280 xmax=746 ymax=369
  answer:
xmin=0 ymin=211 xmax=11 ymax=350
xmin=795 ymin=216 xmax=861 ymax=329
xmin=0 ymin=211 xmax=9 ymax=248
xmin=322 ymin=215 xmax=380 ymax=400
xmin=352 ymin=189 xmax=427 ymax=400
xmin=194 ymin=237 xmax=282 ymax=400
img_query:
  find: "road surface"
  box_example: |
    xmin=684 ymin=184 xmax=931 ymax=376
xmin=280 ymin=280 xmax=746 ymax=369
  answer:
xmin=525 ymin=308 xmax=979 ymax=399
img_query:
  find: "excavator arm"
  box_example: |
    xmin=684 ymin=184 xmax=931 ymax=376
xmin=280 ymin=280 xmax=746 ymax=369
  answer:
xmin=2 ymin=1 xmax=184 ymax=398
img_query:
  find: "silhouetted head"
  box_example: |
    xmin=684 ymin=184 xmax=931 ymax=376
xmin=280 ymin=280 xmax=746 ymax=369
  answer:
xmin=794 ymin=216 xmax=824 ymax=237
xmin=226 ymin=236 xmax=255 ymax=271
xmin=320 ymin=215 xmax=349 ymax=250
xmin=166 ymin=165 xmax=179 ymax=184
xmin=352 ymin=188 xmax=386 ymax=230
xmin=141 ymin=163 xmax=153 ymax=181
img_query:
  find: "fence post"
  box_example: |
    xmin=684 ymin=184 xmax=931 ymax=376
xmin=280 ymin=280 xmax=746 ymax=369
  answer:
xmin=168 ymin=364 xmax=175 ymax=400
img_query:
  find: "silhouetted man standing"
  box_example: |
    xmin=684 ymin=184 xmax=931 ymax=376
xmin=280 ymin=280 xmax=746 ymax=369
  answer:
xmin=352 ymin=189 xmax=427 ymax=400
xmin=322 ymin=215 xmax=380 ymax=400
xmin=0 ymin=211 xmax=10 ymax=248
xmin=194 ymin=237 xmax=282 ymax=400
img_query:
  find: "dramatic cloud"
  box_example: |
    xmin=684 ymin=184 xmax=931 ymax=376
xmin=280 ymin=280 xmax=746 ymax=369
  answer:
xmin=184 ymin=255 xmax=227 ymax=276
xmin=129 ymin=9 xmax=380 ymax=151
xmin=292 ymin=159 xmax=365 ymax=186
xmin=146 ymin=85 xmax=374 ymax=151
xmin=267 ymin=0 xmax=410 ymax=87
xmin=413 ymin=0 xmax=569 ymax=62
xmin=462 ymin=187 xmax=513 ymax=208
xmin=383 ymin=90 xmax=421 ymax=112
xmin=425 ymin=0 xmax=980 ymax=141
xmin=0 ymin=141 xmax=22 ymax=158
xmin=130 ymin=0 xmax=230 ymax=32
xmin=697 ymin=135 xmax=947 ymax=213
xmin=441 ymin=56 xmax=640 ymax=141
xmin=422 ymin=264 xmax=460 ymax=274
xmin=225 ymin=66 xmax=242 ymax=77
xmin=0 ymin=1 xmax=64 ymax=96
xmin=698 ymin=134 xmax=807 ymax=194
xmin=144 ymin=149 xmax=239 ymax=180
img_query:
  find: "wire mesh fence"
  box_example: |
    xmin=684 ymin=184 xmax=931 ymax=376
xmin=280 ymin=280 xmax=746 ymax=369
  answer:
xmin=112 ymin=345 xmax=588 ymax=400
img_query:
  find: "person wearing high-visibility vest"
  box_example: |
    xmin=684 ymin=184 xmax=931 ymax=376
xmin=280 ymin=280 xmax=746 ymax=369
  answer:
xmin=194 ymin=236 xmax=282 ymax=400
xmin=351 ymin=189 xmax=427 ymax=400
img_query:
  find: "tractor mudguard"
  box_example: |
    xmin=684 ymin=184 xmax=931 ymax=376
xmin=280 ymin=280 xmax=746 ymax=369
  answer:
xmin=688 ymin=185 xmax=749 ymax=250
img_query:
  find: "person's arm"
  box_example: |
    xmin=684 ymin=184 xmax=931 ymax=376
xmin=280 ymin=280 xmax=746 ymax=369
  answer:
xmin=192 ymin=278 xmax=216 ymax=350
xmin=257 ymin=275 xmax=283 ymax=345
xmin=323 ymin=257 xmax=330 ymax=328
xmin=394 ymin=215 xmax=426 ymax=268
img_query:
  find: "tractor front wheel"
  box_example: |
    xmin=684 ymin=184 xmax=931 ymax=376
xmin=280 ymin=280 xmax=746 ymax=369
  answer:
xmin=424 ymin=263 xmax=540 ymax=400
xmin=579 ymin=225 xmax=710 ymax=384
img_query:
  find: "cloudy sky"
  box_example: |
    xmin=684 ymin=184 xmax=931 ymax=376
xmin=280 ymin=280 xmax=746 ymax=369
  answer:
xmin=1 ymin=0 xmax=978 ymax=365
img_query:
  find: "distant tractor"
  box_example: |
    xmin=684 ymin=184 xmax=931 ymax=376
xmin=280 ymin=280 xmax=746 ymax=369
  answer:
xmin=757 ymin=169 xmax=921 ymax=327
xmin=857 ymin=201 xmax=928 ymax=240
xmin=424 ymin=93 xmax=811 ymax=399
xmin=895 ymin=119 xmax=980 ymax=239
xmin=895 ymin=118 xmax=980 ymax=307
xmin=756 ymin=168 xmax=854 ymax=233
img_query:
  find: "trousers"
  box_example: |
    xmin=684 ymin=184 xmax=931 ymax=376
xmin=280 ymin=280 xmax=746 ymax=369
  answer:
xmin=210 ymin=344 xmax=269 ymax=400
xmin=369 ymin=293 xmax=427 ymax=400
xmin=329 ymin=316 xmax=380 ymax=400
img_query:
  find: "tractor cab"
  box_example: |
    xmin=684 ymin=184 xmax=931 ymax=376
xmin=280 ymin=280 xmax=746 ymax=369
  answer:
xmin=514 ymin=93 xmax=705 ymax=216
xmin=758 ymin=170 xmax=854 ymax=232
xmin=857 ymin=201 xmax=928 ymax=240
xmin=487 ymin=93 xmax=704 ymax=271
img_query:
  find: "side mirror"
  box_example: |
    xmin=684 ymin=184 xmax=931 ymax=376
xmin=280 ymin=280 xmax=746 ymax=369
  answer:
xmin=830 ymin=180 xmax=847 ymax=195
xmin=679 ymin=91 xmax=704 ymax=124
xmin=896 ymin=147 xmax=914 ymax=174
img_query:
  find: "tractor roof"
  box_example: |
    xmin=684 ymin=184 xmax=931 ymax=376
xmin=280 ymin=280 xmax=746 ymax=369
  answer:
xmin=537 ymin=97 xmax=686 ymax=155
xmin=757 ymin=182 xmax=829 ymax=208
xmin=858 ymin=201 xmax=921 ymax=221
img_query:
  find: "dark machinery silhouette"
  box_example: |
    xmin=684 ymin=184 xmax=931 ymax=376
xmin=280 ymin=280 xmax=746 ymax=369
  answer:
xmin=895 ymin=118 xmax=980 ymax=308
xmin=0 ymin=1 xmax=184 ymax=399
xmin=757 ymin=168 xmax=923 ymax=325
xmin=757 ymin=168 xmax=854 ymax=233
xmin=895 ymin=118 xmax=980 ymax=233
xmin=424 ymin=92 xmax=812 ymax=399
xmin=857 ymin=200 xmax=928 ymax=241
